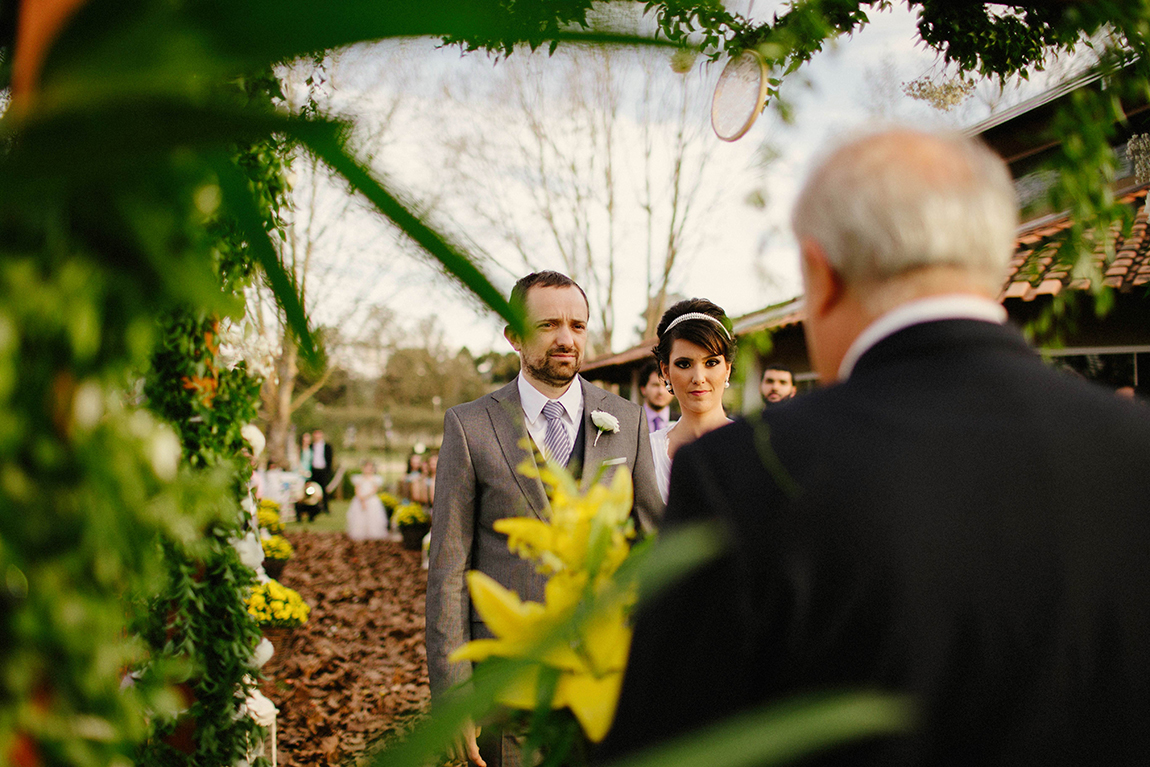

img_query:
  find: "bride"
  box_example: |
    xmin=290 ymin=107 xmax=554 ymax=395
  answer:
xmin=650 ymin=298 xmax=736 ymax=502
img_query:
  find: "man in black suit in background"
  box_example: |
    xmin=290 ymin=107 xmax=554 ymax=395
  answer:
xmin=600 ymin=129 xmax=1150 ymax=765
xmin=308 ymin=428 xmax=334 ymax=519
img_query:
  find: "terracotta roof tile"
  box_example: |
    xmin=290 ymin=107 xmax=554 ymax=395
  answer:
xmin=1004 ymin=281 xmax=1031 ymax=298
xmin=1001 ymin=186 xmax=1150 ymax=299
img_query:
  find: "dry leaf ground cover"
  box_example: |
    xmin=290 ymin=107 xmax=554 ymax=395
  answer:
xmin=260 ymin=525 xmax=430 ymax=765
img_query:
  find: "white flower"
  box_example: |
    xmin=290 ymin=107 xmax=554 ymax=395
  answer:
xmin=590 ymin=410 xmax=620 ymax=446
xmin=232 ymin=532 xmax=266 ymax=572
xmin=149 ymin=428 xmax=181 ymax=482
xmin=242 ymin=688 xmax=278 ymax=727
xmin=250 ymin=638 xmax=274 ymax=668
xmin=240 ymin=424 xmax=265 ymax=458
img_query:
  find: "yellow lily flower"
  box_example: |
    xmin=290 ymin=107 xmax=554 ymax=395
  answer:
xmin=455 ymin=460 xmax=641 ymax=743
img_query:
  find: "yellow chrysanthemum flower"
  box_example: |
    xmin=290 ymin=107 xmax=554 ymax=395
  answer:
xmin=244 ymin=579 xmax=310 ymax=628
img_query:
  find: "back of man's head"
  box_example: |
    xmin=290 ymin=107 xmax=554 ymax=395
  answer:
xmin=791 ymin=129 xmax=1017 ymax=313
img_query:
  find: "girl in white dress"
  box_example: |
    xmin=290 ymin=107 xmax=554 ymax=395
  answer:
xmin=650 ymin=299 xmax=736 ymax=502
xmin=346 ymin=460 xmax=388 ymax=540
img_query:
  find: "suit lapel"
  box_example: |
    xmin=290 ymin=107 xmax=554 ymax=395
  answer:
xmin=489 ymin=381 xmax=549 ymax=518
xmin=580 ymin=379 xmax=609 ymax=489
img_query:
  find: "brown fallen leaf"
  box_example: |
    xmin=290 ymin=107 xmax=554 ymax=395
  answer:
xmin=260 ymin=531 xmax=430 ymax=764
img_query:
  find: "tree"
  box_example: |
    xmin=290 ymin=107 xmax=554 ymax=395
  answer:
xmin=645 ymin=0 xmax=1150 ymax=291
xmin=437 ymin=44 xmax=726 ymax=352
xmin=250 ymin=51 xmax=428 ymax=466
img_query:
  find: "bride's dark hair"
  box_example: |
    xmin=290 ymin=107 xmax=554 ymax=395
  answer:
xmin=652 ymin=298 xmax=736 ymax=373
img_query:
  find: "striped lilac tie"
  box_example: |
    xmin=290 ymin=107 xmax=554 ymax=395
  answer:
xmin=542 ymin=400 xmax=571 ymax=466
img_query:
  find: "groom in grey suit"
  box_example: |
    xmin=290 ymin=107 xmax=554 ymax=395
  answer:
xmin=426 ymin=271 xmax=662 ymax=767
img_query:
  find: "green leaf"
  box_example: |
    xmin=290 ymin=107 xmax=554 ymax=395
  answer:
xmin=214 ymin=160 xmax=318 ymax=363
xmin=599 ymin=692 xmax=914 ymax=767
xmin=291 ymin=119 xmax=526 ymax=336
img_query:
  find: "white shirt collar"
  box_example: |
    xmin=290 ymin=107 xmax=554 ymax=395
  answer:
xmin=838 ymin=294 xmax=1007 ymax=381
xmin=517 ymin=373 xmax=583 ymax=425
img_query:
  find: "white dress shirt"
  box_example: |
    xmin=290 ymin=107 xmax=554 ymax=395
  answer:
xmin=517 ymin=373 xmax=583 ymax=460
xmin=838 ymin=295 xmax=1007 ymax=381
xmin=311 ymin=439 xmax=327 ymax=469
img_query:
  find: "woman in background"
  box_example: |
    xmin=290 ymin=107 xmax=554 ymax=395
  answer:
xmin=401 ymin=452 xmax=423 ymax=503
xmin=649 ymin=298 xmax=736 ymax=503
xmin=298 ymin=431 xmax=313 ymax=479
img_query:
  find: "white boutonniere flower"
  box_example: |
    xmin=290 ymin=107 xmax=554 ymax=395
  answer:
xmin=590 ymin=410 xmax=620 ymax=446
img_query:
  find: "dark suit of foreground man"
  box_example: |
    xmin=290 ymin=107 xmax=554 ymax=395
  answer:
xmin=600 ymin=130 xmax=1150 ymax=766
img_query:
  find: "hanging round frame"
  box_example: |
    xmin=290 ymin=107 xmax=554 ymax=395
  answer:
xmin=711 ymin=49 xmax=769 ymax=142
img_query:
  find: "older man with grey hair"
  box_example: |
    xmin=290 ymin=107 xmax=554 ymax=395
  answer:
xmin=600 ymin=129 xmax=1150 ymax=765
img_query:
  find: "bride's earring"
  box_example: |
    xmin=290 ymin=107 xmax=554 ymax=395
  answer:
xmin=665 ymin=380 xmax=673 ymax=394
xmin=724 ymin=380 xmax=730 ymax=388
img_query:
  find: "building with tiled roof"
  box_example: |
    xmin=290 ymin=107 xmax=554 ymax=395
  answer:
xmin=583 ymin=73 xmax=1150 ymax=407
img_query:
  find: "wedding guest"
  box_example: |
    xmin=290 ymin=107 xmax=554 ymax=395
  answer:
xmin=347 ymin=460 xmax=387 ymax=540
xmin=425 ymin=451 xmax=438 ymax=507
xmin=401 ymin=452 xmax=424 ymax=503
xmin=649 ymin=299 xmax=735 ymax=503
xmin=637 ymin=360 xmax=674 ymax=433
xmin=760 ymin=365 xmax=796 ymax=406
xmin=309 ymin=429 xmax=334 ymax=516
xmin=410 ymin=454 xmax=431 ymax=505
xmin=298 ymin=431 xmax=313 ymax=479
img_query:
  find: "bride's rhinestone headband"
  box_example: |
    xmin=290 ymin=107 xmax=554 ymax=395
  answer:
xmin=663 ymin=312 xmax=731 ymax=340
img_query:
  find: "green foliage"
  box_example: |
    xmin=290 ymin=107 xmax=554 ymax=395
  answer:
xmin=915 ymin=0 xmax=1082 ymax=80
xmin=136 ymin=307 xmax=268 ymax=767
xmin=145 ymin=313 xmax=262 ymax=475
xmin=137 ymin=305 xmax=267 ymax=767
xmin=0 ymin=189 xmax=224 ymax=766
xmin=378 ymin=347 xmax=488 ymax=410
xmin=443 ymin=0 xmax=597 ymax=55
xmin=133 ymin=530 xmax=264 ymax=767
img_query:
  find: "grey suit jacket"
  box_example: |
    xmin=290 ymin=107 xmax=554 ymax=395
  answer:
xmin=426 ymin=376 xmax=662 ymax=698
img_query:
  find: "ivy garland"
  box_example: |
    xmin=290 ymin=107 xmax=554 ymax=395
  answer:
xmin=135 ymin=307 xmax=267 ymax=767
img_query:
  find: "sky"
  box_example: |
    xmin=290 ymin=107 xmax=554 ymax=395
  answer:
xmin=294 ymin=2 xmax=1073 ymax=359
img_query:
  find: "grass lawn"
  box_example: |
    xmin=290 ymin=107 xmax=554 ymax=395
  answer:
xmin=286 ymin=498 xmax=350 ymax=534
